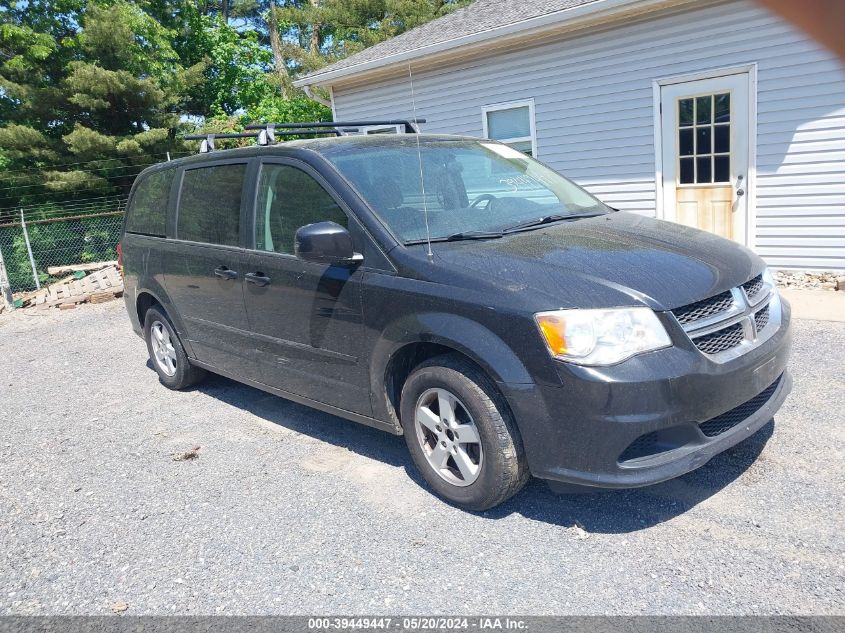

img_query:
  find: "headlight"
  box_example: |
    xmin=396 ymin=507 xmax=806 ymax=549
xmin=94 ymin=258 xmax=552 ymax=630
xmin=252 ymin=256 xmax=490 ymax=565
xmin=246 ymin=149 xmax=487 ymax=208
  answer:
xmin=534 ymin=307 xmax=672 ymax=366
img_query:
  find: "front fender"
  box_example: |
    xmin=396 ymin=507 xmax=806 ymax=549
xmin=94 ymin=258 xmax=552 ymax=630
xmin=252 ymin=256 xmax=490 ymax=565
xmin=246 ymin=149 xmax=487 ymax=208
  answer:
xmin=369 ymin=311 xmax=535 ymax=424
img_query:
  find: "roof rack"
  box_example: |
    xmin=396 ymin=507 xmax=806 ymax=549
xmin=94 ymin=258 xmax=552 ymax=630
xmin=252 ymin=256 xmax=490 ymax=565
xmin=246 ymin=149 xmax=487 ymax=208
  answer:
xmin=184 ymin=127 xmax=356 ymax=153
xmin=184 ymin=118 xmax=425 ymax=154
xmin=244 ymin=119 xmax=426 ymax=134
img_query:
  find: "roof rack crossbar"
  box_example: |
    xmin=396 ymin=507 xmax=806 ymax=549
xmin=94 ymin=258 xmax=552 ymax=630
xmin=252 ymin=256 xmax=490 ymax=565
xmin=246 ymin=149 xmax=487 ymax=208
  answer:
xmin=184 ymin=132 xmax=262 ymax=153
xmin=245 ymin=119 xmax=425 ymax=133
xmin=183 ymin=132 xmax=260 ymax=140
xmin=272 ymin=128 xmax=359 ymax=137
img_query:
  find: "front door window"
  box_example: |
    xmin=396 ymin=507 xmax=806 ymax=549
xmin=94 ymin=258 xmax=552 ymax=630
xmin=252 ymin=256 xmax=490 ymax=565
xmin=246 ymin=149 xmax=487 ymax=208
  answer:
xmin=255 ymin=164 xmax=348 ymax=255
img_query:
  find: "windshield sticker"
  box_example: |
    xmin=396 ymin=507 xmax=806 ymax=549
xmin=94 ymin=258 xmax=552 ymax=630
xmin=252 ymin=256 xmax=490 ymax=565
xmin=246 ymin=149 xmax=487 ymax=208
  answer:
xmin=498 ymin=174 xmax=546 ymax=192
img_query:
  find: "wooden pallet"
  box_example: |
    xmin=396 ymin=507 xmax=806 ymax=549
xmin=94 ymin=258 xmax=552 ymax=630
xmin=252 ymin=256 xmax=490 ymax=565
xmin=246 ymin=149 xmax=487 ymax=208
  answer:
xmin=47 ymin=260 xmax=118 ymax=276
xmin=30 ymin=265 xmax=124 ymax=309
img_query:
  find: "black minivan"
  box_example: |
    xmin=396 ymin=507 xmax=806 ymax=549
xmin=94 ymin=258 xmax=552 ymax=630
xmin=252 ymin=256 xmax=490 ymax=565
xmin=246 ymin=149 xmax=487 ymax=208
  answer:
xmin=121 ymin=129 xmax=791 ymax=510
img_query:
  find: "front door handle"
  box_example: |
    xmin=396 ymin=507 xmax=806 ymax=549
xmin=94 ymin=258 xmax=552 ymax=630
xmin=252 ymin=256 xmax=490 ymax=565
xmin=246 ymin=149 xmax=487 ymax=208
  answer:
xmin=214 ymin=266 xmax=238 ymax=280
xmin=245 ymin=272 xmax=271 ymax=287
xmin=735 ymin=174 xmax=745 ymax=197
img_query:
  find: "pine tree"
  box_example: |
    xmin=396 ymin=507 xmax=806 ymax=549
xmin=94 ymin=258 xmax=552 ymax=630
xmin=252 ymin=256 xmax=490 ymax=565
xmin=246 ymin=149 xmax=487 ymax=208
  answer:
xmin=0 ymin=0 xmax=473 ymax=215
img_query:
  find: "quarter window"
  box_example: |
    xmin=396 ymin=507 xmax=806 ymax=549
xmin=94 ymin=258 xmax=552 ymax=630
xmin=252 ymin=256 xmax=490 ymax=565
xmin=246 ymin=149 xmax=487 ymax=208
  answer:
xmin=678 ymin=93 xmax=731 ymax=185
xmin=177 ymin=164 xmax=246 ymax=246
xmin=255 ymin=164 xmax=348 ymax=255
xmin=482 ymin=100 xmax=537 ymax=156
xmin=125 ymin=168 xmax=175 ymax=236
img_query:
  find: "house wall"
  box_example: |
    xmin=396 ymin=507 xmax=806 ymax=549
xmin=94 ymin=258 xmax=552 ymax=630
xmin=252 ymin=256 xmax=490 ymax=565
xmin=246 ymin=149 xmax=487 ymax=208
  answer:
xmin=330 ymin=0 xmax=845 ymax=270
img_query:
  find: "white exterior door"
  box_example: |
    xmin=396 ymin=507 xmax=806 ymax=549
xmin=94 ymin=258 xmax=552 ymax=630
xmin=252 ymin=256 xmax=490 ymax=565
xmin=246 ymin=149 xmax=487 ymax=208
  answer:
xmin=660 ymin=73 xmax=750 ymax=244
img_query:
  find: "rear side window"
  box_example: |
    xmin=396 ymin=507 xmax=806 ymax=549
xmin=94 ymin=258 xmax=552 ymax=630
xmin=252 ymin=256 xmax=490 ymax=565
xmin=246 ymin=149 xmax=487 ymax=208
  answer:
xmin=177 ymin=164 xmax=246 ymax=246
xmin=125 ymin=168 xmax=175 ymax=236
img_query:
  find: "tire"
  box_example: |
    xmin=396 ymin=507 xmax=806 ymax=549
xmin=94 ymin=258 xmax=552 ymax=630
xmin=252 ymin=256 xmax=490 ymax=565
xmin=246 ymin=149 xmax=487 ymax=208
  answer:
xmin=143 ymin=305 xmax=206 ymax=390
xmin=400 ymin=354 xmax=529 ymax=511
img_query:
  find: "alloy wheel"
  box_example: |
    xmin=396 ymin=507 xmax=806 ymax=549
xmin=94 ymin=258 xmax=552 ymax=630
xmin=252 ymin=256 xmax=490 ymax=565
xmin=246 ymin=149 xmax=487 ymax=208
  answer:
xmin=414 ymin=388 xmax=483 ymax=487
xmin=150 ymin=321 xmax=177 ymax=377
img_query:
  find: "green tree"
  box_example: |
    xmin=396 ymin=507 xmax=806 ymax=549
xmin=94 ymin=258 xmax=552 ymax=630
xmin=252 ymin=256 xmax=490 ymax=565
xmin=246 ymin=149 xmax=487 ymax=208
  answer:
xmin=266 ymin=0 xmax=472 ymax=80
xmin=181 ymin=7 xmax=276 ymax=116
xmin=0 ymin=0 xmax=474 ymax=217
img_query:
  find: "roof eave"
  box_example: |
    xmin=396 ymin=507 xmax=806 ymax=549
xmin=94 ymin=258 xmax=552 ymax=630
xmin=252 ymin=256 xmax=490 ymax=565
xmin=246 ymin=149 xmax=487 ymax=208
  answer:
xmin=294 ymin=0 xmax=687 ymax=88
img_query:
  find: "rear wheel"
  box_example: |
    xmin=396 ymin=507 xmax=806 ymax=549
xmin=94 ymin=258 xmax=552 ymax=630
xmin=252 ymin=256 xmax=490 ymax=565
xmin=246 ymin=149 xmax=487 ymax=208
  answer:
xmin=400 ymin=355 xmax=529 ymax=511
xmin=143 ymin=305 xmax=206 ymax=390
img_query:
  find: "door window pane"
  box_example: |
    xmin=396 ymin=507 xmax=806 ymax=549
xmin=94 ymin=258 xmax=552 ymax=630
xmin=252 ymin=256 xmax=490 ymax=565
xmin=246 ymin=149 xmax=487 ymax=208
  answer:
xmin=677 ymin=91 xmax=732 ymax=185
xmin=714 ymin=156 xmax=730 ymax=183
xmin=696 ymin=157 xmax=712 ymax=184
xmin=255 ymin=165 xmax=348 ymax=255
xmin=680 ymin=158 xmax=695 ymax=184
xmin=678 ymin=99 xmax=694 ymax=126
xmin=126 ymin=168 xmax=175 ymax=236
xmin=696 ymin=128 xmax=711 ymax=155
xmin=714 ymin=125 xmax=730 ymax=153
xmin=696 ymin=96 xmax=712 ymax=124
xmin=177 ymin=164 xmax=246 ymax=246
xmin=714 ymin=93 xmax=731 ymax=123
xmin=679 ymin=128 xmax=694 ymax=156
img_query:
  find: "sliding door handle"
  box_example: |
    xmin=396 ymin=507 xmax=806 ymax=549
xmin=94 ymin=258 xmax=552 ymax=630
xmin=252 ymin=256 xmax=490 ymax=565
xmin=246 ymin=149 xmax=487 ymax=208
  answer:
xmin=245 ymin=272 xmax=271 ymax=287
xmin=214 ymin=266 xmax=238 ymax=280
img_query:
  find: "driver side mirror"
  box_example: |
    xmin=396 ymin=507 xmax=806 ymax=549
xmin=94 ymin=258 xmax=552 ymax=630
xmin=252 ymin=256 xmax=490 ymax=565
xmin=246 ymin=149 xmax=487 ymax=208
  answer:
xmin=295 ymin=221 xmax=362 ymax=265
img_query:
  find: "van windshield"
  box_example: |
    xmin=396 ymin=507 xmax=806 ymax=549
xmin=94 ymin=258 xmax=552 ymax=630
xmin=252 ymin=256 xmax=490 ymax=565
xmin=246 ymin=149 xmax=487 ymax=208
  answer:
xmin=320 ymin=138 xmax=610 ymax=244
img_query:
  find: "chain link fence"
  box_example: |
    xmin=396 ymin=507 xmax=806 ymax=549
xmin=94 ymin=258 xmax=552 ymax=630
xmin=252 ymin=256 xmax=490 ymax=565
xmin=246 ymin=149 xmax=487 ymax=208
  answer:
xmin=0 ymin=207 xmax=125 ymax=295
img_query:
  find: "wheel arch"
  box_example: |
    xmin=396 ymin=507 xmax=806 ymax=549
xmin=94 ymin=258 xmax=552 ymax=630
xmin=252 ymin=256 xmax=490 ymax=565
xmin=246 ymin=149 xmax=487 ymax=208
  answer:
xmin=133 ymin=284 xmax=191 ymax=353
xmin=136 ymin=291 xmax=160 ymax=326
xmin=371 ymin=313 xmax=534 ymax=431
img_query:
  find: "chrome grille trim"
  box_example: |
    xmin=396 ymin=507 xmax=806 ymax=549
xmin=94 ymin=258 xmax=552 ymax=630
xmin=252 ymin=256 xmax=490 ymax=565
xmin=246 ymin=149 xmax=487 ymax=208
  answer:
xmin=671 ymin=278 xmax=781 ymax=363
xmin=672 ymin=290 xmax=737 ymax=326
xmin=680 ymin=288 xmax=746 ymax=335
xmin=742 ymin=274 xmax=768 ymax=307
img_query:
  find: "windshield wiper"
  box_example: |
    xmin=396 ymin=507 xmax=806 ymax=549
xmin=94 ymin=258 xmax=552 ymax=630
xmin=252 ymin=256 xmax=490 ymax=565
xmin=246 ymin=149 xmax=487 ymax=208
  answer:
xmin=404 ymin=230 xmax=504 ymax=245
xmin=444 ymin=230 xmax=504 ymax=242
xmin=502 ymin=212 xmax=605 ymax=233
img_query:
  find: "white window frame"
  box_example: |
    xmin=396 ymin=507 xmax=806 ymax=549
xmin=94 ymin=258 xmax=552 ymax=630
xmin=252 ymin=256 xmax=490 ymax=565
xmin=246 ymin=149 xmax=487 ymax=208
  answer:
xmin=482 ymin=99 xmax=537 ymax=157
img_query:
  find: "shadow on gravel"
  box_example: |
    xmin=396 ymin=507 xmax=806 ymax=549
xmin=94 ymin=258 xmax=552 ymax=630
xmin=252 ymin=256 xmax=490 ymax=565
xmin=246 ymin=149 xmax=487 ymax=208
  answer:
xmin=484 ymin=421 xmax=774 ymax=533
xmin=190 ymin=372 xmax=412 ymax=469
xmin=179 ymin=366 xmax=775 ymax=534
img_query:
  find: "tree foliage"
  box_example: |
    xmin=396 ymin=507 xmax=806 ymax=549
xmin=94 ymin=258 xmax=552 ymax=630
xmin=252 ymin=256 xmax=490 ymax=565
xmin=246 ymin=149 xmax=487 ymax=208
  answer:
xmin=0 ymin=0 xmax=471 ymax=215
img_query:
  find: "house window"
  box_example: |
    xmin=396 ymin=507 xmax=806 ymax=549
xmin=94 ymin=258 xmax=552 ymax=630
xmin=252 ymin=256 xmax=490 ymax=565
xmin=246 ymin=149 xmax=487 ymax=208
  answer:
xmin=482 ymin=100 xmax=537 ymax=156
xmin=362 ymin=125 xmax=403 ymax=135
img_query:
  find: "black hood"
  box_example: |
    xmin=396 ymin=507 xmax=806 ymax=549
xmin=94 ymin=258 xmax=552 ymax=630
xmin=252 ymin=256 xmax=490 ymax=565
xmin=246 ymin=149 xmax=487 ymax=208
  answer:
xmin=427 ymin=212 xmax=764 ymax=312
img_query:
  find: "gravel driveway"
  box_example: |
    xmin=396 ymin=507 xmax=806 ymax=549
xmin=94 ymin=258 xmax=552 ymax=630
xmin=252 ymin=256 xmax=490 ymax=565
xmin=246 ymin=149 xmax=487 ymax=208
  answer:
xmin=0 ymin=301 xmax=842 ymax=615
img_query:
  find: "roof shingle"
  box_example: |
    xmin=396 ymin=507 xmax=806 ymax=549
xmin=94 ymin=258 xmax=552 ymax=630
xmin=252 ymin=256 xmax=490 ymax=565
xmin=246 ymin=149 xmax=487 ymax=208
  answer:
xmin=299 ymin=0 xmax=601 ymax=83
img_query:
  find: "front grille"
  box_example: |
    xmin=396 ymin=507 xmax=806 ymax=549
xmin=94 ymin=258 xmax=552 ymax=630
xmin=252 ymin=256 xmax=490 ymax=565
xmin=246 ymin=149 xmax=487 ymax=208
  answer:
xmin=693 ymin=322 xmax=745 ymax=354
xmin=699 ymin=375 xmax=782 ymax=437
xmin=672 ymin=290 xmax=735 ymax=326
xmin=754 ymin=305 xmax=770 ymax=331
xmin=743 ymin=274 xmax=764 ymax=301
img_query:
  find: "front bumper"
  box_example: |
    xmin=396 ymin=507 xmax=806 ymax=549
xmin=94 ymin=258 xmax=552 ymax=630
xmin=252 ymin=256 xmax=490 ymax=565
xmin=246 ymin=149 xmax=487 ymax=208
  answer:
xmin=500 ymin=300 xmax=792 ymax=488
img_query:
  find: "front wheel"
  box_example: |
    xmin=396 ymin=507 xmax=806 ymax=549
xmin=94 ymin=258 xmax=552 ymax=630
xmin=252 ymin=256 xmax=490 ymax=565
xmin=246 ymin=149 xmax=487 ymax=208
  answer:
xmin=400 ymin=355 xmax=529 ymax=511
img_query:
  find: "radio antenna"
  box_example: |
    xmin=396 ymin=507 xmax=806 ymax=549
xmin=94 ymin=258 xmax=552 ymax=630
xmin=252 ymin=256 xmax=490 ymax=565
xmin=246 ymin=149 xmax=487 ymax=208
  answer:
xmin=408 ymin=63 xmax=433 ymax=258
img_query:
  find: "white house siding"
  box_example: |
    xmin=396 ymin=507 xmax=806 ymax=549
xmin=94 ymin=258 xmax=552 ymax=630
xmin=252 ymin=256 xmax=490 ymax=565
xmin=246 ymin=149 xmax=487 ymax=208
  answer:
xmin=331 ymin=0 xmax=845 ymax=270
